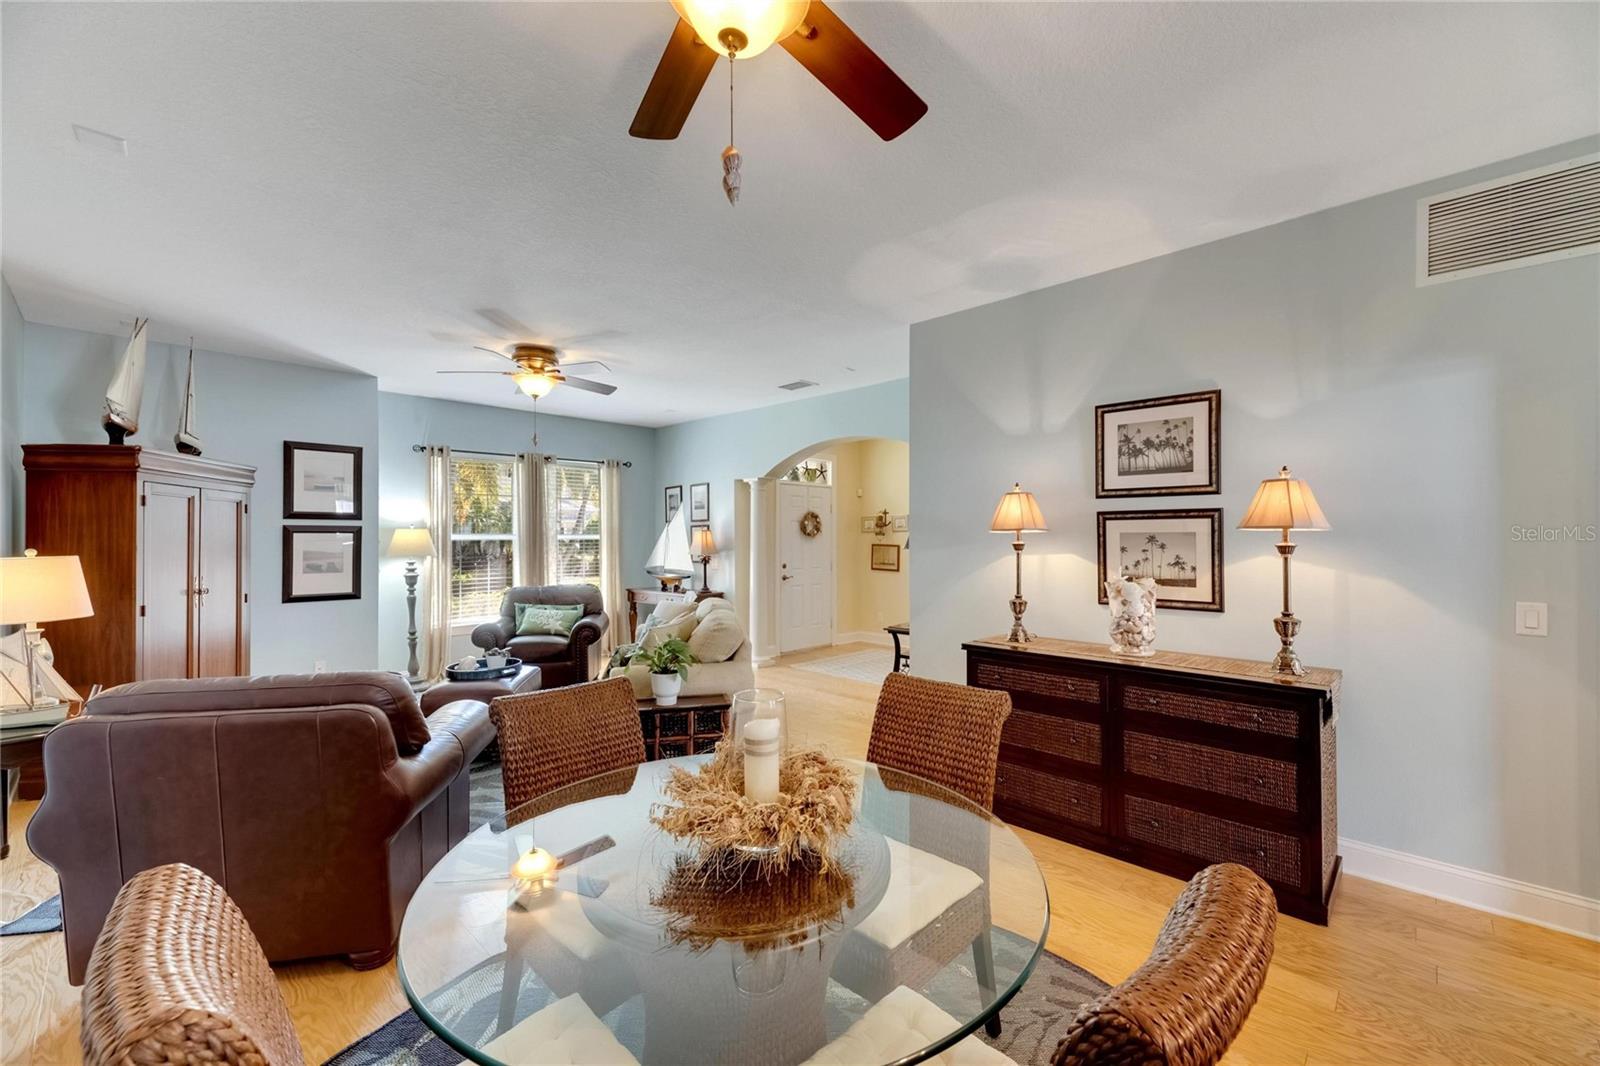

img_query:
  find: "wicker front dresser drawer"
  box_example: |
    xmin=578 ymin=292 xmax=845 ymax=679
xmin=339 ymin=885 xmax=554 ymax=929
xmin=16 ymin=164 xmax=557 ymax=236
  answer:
xmin=967 ymin=637 xmax=1340 ymax=923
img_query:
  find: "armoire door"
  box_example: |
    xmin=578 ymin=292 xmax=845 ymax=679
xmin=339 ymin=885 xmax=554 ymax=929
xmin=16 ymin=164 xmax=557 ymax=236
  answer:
xmin=141 ymin=482 xmax=198 ymax=680
xmin=197 ymin=488 xmax=249 ymax=677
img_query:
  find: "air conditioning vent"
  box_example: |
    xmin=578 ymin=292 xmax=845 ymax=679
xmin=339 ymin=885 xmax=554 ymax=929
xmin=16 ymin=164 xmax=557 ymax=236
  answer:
xmin=778 ymin=379 xmax=818 ymax=391
xmin=1418 ymin=155 xmax=1600 ymax=285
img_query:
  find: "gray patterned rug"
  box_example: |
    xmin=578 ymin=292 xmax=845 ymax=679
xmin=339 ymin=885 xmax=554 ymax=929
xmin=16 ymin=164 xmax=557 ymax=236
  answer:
xmin=327 ymin=760 xmax=1108 ymax=1065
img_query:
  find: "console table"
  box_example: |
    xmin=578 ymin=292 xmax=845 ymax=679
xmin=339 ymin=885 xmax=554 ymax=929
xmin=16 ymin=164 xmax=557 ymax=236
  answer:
xmin=964 ymin=636 xmax=1341 ymax=922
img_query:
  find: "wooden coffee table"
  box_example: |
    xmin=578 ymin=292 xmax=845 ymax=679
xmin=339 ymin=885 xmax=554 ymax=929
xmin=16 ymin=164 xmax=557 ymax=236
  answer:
xmin=636 ymin=692 xmax=732 ymax=760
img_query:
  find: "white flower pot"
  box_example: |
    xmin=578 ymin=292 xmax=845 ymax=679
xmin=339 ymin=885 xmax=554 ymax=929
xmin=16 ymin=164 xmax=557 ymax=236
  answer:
xmin=650 ymin=672 xmax=683 ymax=705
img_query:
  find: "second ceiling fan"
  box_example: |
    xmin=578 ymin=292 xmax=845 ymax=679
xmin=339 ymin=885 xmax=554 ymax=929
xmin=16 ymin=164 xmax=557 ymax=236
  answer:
xmin=630 ymin=1 xmax=927 ymax=202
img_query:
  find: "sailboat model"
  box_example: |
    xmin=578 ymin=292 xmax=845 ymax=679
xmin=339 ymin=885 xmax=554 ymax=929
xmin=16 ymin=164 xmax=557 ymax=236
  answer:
xmin=644 ymin=509 xmax=694 ymax=590
xmin=174 ymin=340 xmax=203 ymax=455
xmin=102 ymin=317 xmax=149 ymax=445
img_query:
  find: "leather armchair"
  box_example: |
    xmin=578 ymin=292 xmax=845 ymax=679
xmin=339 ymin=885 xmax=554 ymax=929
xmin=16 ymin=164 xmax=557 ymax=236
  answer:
xmin=470 ymin=584 xmax=609 ymax=689
xmin=28 ymin=672 xmax=495 ymax=985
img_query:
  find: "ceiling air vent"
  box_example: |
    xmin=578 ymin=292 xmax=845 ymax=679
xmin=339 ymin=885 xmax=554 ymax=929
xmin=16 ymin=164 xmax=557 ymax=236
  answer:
xmin=778 ymin=379 xmax=819 ymax=391
xmin=1418 ymin=154 xmax=1600 ymax=285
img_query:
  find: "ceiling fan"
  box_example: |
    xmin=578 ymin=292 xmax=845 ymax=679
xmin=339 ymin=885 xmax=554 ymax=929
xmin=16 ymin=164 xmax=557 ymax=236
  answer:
xmin=436 ymin=343 xmax=618 ymax=398
xmin=630 ymin=1 xmax=927 ymax=202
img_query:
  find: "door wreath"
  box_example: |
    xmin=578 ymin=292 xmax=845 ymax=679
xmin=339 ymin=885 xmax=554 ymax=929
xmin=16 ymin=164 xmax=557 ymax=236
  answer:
xmin=799 ymin=511 xmax=823 ymax=538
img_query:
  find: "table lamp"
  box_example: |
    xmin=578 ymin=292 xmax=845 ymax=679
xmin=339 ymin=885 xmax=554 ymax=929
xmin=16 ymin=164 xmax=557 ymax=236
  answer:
xmin=0 ymin=550 xmax=94 ymax=709
xmin=1238 ymin=466 xmax=1330 ymax=676
xmin=690 ymin=526 xmax=717 ymax=591
xmin=387 ymin=527 xmax=435 ymax=682
xmin=990 ymin=483 xmax=1048 ymax=643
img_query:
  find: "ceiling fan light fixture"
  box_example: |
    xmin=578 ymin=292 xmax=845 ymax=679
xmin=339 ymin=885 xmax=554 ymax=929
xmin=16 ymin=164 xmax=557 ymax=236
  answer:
xmin=671 ymin=0 xmax=810 ymax=58
xmin=514 ymin=371 xmax=558 ymax=398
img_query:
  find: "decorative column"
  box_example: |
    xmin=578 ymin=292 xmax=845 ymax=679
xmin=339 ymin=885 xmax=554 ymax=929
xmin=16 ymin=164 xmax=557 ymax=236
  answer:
xmin=744 ymin=477 xmax=780 ymax=665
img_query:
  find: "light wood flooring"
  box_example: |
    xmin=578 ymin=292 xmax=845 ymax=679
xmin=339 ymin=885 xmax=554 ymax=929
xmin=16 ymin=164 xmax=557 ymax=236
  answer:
xmin=3 ymin=643 xmax=1596 ymax=1065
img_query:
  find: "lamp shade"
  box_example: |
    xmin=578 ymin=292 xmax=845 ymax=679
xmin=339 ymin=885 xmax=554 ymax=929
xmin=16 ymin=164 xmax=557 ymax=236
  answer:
xmin=387 ymin=527 xmax=436 ymax=559
xmin=1238 ymin=466 xmax=1330 ymax=531
xmin=0 ymin=551 xmax=94 ymax=625
xmin=691 ymin=526 xmax=717 ymax=557
xmin=990 ymin=483 xmax=1047 ymax=533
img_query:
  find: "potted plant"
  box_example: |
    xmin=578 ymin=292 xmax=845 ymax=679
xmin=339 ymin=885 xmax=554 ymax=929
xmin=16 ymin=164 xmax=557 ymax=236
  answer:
xmin=632 ymin=637 xmax=697 ymax=706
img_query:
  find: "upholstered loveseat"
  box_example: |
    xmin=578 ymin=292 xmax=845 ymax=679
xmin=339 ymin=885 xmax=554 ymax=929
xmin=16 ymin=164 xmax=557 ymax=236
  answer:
xmin=606 ymin=595 xmax=755 ymax=699
xmin=470 ymin=584 xmax=609 ymax=689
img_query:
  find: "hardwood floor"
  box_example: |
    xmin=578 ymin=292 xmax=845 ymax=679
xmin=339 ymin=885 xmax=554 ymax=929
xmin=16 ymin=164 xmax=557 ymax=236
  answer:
xmin=3 ymin=643 xmax=1596 ymax=1065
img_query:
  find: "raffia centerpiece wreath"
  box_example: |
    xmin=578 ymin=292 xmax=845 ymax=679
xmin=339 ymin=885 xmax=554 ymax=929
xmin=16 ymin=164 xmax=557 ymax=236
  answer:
xmin=650 ymin=742 xmax=857 ymax=880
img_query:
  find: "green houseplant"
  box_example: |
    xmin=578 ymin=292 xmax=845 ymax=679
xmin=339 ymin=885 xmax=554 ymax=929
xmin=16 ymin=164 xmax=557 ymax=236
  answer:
xmin=631 ymin=637 xmax=698 ymax=706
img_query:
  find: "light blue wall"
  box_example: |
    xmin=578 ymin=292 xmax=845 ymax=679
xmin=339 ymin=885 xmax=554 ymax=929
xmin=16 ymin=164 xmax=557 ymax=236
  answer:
xmin=375 ymin=392 xmax=658 ymax=673
xmin=0 ymin=279 xmax=22 ymax=557
xmin=15 ymin=320 xmax=383 ymax=674
xmin=910 ymin=139 xmax=1600 ymax=899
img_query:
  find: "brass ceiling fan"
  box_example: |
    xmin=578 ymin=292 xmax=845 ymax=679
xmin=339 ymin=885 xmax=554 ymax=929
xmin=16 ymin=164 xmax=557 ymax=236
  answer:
xmin=630 ymin=1 xmax=927 ymax=202
xmin=436 ymin=343 xmax=618 ymax=398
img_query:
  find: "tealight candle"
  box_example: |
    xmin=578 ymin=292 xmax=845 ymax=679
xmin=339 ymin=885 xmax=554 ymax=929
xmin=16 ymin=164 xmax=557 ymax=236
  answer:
xmin=743 ymin=717 xmax=781 ymax=804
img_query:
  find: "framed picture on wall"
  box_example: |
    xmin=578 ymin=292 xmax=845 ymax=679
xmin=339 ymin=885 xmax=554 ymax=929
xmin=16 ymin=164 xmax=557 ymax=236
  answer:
xmin=284 ymin=441 xmax=363 ymax=518
xmin=870 ymin=543 xmax=901 ymax=572
xmin=689 ymin=482 xmax=710 ymax=523
xmin=859 ymin=517 xmax=876 ymax=534
xmin=1097 ymin=509 xmax=1223 ymax=612
xmin=665 ymin=484 xmax=683 ymax=522
xmin=283 ymin=526 xmax=362 ymax=603
xmin=1094 ymin=390 xmax=1220 ymax=498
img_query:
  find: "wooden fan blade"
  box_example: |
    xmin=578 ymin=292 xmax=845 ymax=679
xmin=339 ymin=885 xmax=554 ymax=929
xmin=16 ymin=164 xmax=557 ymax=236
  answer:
xmin=436 ymin=370 xmax=516 ymax=376
xmin=630 ymin=18 xmax=717 ymax=140
xmin=562 ymin=376 xmax=618 ymax=396
xmin=780 ymin=1 xmax=927 ymax=141
xmin=558 ymin=360 xmax=611 ymax=375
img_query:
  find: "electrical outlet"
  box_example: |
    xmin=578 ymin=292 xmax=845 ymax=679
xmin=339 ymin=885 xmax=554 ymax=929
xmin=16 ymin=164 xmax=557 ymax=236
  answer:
xmin=313 ymin=659 xmax=328 ymax=673
xmin=1514 ymin=602 xmax=1548 ymax=637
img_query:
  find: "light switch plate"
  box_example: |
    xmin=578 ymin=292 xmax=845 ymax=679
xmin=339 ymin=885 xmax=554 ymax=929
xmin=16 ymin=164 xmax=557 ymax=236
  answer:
xmin=1514 ymin=602 xmax=1548 ymax=637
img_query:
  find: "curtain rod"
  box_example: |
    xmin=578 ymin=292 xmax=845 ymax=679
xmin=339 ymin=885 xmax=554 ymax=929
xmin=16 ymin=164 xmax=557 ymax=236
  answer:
xmin=411 ymin=443 xmax=631 ymax=467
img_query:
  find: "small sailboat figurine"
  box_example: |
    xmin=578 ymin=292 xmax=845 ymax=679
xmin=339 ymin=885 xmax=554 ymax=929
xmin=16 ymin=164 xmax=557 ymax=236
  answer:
xmin=174 ymin=339 xmax=203 ymax=455
xmin=644 ymin=509 xmax=695 ymax=591
xmin=102 ymin=317 xmax=149 ymax=445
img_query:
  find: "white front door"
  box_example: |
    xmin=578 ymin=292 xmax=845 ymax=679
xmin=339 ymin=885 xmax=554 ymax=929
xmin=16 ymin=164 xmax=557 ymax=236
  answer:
xmin=778 ymin=480 xmax=833 ymax=653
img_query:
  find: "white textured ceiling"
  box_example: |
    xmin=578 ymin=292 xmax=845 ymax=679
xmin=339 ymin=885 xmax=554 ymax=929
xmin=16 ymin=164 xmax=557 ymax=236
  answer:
xmin=4 ymin=2 xmax=1595 ymax=427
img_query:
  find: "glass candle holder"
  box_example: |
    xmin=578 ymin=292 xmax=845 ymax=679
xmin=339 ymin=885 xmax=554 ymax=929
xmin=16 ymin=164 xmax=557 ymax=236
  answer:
xmin=731 ymin=688 xmax=787 ymax=754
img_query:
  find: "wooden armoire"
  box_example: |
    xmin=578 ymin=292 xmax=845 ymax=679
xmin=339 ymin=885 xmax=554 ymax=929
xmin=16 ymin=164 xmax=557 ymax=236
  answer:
xmin=23 ymin=445 xmax=255 ymax=694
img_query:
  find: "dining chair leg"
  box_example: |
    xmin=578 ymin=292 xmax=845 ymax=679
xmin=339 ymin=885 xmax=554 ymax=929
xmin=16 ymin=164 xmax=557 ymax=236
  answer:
xmin=972 ymin=929 xmax=1000 ymax=1037
xmin=498 ymin=949 xmax=526 ymax=1034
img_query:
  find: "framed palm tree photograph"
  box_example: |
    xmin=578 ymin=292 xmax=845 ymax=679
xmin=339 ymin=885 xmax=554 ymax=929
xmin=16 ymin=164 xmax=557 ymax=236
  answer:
xmin=1094 ymin=389 xmax=1220 ymax=497
xmin=1097 ymin=508 xmax=1223 ymax=611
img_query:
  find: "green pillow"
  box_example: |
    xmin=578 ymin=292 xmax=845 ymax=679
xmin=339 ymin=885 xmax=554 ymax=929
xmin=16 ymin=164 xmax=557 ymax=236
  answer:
xmin=515 ymin=602 xmax=584 ymax=637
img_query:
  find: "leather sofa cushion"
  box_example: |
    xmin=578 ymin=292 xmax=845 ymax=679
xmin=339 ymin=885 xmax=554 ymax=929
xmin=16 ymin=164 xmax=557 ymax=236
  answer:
xmin=507 ymin=635 xmax=575 ymax=663
xmin=86 ymin=672 xmax=434 ymax=756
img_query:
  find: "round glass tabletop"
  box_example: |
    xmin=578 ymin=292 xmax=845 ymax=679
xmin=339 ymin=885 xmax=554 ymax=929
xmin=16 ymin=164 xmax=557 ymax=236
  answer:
xmin=398 ymin=756 xmax=1050 ymax=1066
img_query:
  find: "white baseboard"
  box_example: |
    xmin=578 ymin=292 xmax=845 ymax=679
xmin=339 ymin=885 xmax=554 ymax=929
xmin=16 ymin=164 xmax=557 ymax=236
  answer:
xmin=1339 ymin=837 xmax=1600 ymax=941
xmin=834 ymin=631 xmax=893 ymax=648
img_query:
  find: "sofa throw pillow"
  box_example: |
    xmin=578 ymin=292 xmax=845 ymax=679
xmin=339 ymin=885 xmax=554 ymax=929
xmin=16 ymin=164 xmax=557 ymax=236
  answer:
xmin=695 ymin=596 xmax=734 ymax=621
xmin=687 ymin=609 xmax=745 ymax=663
xmin=516 ymin=602 xmax=584 ymax=638
xmin=641 ymin=611 xmax=698 ymax=651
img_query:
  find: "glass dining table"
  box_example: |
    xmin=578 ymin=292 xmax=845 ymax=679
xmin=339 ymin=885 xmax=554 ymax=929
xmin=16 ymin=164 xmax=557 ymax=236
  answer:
xmin=398 ymin=756 xmax=1050 ymax=1066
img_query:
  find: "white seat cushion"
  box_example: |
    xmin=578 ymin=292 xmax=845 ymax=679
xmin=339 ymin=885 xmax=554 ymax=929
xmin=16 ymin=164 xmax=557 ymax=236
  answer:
xmin=530 ymin=890 xmax=609 ymax=961
xmin=852 ymin=838 xmax=983 ymax=951
xmin=802 ymin=986 xmax=1014 ymax=1066
xmin=472 ymin=993 xmax=638 ymax=1066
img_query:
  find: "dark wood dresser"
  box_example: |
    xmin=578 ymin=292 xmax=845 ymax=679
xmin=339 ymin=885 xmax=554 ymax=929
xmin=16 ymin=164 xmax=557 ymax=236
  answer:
xmin=964 ymin=636 xmax=1340 ymax=922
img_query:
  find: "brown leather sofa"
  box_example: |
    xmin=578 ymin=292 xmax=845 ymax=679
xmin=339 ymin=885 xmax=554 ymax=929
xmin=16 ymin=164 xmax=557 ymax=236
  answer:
xmin=27 ymin=672 xmax=494 ymax=985
xmin=470 ymin=584 xmax=609 ymax=688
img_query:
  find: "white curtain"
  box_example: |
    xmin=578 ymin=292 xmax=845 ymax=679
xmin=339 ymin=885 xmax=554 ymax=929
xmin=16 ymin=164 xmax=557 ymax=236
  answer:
xmin=424 ymin=445 xmax=452 ymax=681
xmin=598 ymin=459 xmax=626 ymax=656
xmin=514 ymin=452 xmax=548 ymax=587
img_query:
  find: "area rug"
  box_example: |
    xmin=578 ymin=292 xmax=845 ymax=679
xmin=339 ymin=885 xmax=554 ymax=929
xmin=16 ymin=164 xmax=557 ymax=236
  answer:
xmin=0 ymin=894 xmax=62 ymax=936
xmin=791 ymin=648 xmax=897 ymax=684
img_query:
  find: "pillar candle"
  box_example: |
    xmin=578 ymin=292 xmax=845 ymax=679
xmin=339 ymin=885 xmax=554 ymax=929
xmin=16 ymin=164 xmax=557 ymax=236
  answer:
xmin=743 ymin=717 xmax=781 ymax=804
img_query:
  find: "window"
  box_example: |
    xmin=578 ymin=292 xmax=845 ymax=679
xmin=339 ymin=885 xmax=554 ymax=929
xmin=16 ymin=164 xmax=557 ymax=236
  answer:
xmin=450 ymin=454 xmax=515 ymax=622
xmin=781 ymin=457 xmax=832 ymax=485
xmin=548 ymin=460 xmax=602 ymax=586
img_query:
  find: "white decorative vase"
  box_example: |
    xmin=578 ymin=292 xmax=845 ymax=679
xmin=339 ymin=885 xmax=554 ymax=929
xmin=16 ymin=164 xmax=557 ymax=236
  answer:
xmin=651 ymin=672 xmax=684 ymax=705
xmin=1106 ymin=577 xmax=1158 ymax=657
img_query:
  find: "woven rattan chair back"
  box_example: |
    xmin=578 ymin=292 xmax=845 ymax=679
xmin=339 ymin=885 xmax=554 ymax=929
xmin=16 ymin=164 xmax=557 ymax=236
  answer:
xmin=1053 ymin=863 xmax=1278 ymax=1066
xmin=81 ymin=862 xmax=305 ymax=1066
xmin=490 ymin=676 xmax=647 ymax=813
xmin=865 ymin=671 xmax=1012 ymax=810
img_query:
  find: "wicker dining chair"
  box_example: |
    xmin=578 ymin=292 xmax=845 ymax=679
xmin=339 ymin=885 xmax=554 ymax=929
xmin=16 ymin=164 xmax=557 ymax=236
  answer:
xmin=489 ymin=676 xmax=647 ymax=813
xmin=81 ymin=862 xmax=305 ymax=1066
xmin=1053 ymin=863 xmax=1278 ymax=1066
xmin=865 ymin=671 xmax=1012 ymax=809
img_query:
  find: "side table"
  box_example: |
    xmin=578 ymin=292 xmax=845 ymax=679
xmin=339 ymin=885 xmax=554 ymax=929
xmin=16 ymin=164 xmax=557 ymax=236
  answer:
xmin=636 ymin=693 xmax=731 ymax=760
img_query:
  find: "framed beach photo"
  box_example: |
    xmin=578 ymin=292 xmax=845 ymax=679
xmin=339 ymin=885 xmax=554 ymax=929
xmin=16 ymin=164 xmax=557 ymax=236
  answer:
xmin=284 ymin=441 xmax=363 ymax=518
xmin=665 ymin=484 xmax=683 ymax=522
xmin=1095 ymin=390 xmax=1220 ymax=497
xmin=283 ymin=526 xmax=362 ymax=602
xmin=689 ymin=482 xmax=710 ymax=523
xmin=1097 ymin=509 xmax=1223 ymax=612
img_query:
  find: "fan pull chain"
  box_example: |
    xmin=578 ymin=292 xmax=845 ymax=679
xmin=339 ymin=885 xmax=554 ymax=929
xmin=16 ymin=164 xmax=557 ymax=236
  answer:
xmin=721 ymin=52 xmax=741 ymax=205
